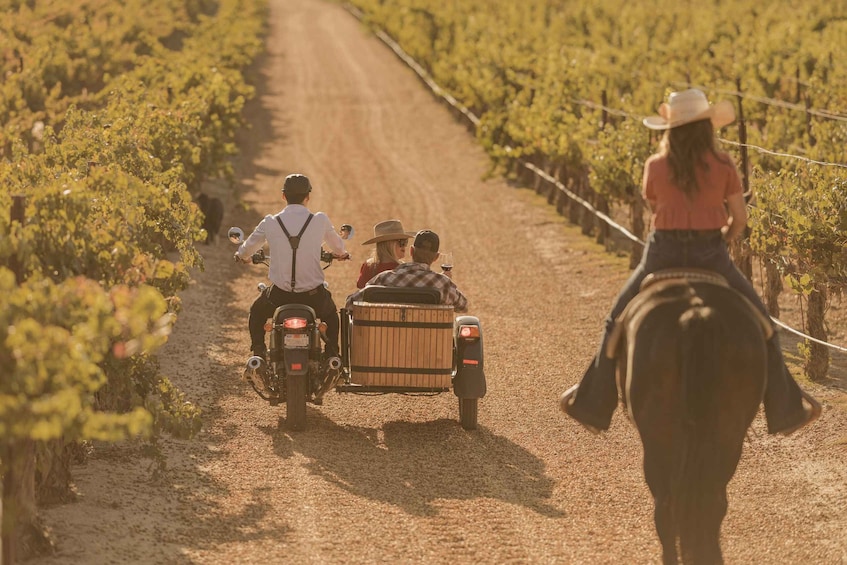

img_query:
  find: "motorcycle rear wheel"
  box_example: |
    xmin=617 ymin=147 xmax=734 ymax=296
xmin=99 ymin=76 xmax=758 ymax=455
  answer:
xmin=458 ymin=397 xmax=478 ymax=430
xmin=286 ymin=374 xmax=308 ymax=430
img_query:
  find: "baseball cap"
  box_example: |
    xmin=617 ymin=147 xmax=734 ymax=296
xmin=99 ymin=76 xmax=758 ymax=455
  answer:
xmin=413 ymin=229 xmax=440 ymax=253
xmin=282 ymin=174 xmax=312 ymax=195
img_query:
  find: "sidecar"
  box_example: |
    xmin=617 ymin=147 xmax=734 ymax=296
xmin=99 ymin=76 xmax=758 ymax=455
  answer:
xmin=335 ymin=285 xmax=486 ymax=430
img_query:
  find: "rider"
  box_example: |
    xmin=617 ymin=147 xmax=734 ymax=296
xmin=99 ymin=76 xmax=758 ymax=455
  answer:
xmin=345 ymin=229 xmax=468 ymax=312
xmin=235 ymin=173 xmax=349 ymax=360
xmin=356 ymin=219 xmax=416 ymax=288
xmin=560 ymin=88 xmax=821 ymax=436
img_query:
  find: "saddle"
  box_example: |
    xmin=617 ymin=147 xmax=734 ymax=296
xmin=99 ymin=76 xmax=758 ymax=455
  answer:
xmin=639 ymin=268 xmax=729 ymax=292
xmin=605 ymin=268 xmax=773 ymax=359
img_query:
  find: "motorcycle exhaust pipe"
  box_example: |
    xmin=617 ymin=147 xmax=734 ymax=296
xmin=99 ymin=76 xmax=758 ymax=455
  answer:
xmin=246 ymin=356 xmax=266 ymax=371
xmin=325 ymin=356 xmax=342 ymax=387
xmin=243 ymin=355 xmax=269 ymax=394
xmin=314 ymin=356 xmax=343 ymax=401
xmin=327 ymin=356 xmax=342 ymax=371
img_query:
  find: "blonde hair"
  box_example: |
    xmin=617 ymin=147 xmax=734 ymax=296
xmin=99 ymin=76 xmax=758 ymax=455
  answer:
xmin=367 ymin=240 xmax=401 ymax=265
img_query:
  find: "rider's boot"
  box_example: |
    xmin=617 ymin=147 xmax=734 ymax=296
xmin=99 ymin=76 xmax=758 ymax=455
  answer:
xmin=762 ymin=333 xmax=821 ymax=436
xmin=323 ymin=346 xmax=339 ymax=360
xmin=321 ymin=325 xmax=340 ymax=360
xmin=559 ymin=352 xmax=619 ymax=434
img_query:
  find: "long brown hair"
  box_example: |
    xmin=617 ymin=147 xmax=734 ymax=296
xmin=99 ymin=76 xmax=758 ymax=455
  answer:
xmin=660 ymin=119 xmax=728 ymax=197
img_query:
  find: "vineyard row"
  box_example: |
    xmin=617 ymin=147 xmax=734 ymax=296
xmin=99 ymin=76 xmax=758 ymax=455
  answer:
xmin=0 ymin=0 xmax=267 ymax=559
xmin=346 ymin=0 xmax=847 ymax=381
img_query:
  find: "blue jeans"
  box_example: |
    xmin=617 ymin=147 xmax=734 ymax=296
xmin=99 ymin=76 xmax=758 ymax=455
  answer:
xmin=570 ymin=230 xmax=809 ymax=434
xmin=602 ymin=231 xmax=768 ymax=340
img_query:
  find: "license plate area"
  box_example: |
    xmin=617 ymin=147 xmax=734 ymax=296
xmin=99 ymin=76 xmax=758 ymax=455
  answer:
xmin=283 ymin=333 xmax=310 ymax=348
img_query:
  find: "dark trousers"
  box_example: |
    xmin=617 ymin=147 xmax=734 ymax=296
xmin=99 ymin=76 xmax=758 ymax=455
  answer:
xmin=248 ymin=284 xmax=340 ymax=356
xmin=589 ymin=231 xmax=769 ymax=361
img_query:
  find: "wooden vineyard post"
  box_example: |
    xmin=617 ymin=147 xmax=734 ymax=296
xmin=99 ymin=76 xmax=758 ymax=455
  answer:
xmin=733 ymin=80 xmax=753 ymax=280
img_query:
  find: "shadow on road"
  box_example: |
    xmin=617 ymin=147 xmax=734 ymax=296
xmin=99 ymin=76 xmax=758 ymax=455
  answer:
xmin=259 ymin=412 xmax=565 ymax=519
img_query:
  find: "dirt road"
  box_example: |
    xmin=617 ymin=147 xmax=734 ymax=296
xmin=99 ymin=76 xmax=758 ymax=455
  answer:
xmin=35 ymin=0 xmax=847 ymax=563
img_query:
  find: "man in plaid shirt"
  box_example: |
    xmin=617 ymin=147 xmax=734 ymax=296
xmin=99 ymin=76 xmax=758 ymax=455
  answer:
xmin=345 ymin=230 xmax=468 ymax=312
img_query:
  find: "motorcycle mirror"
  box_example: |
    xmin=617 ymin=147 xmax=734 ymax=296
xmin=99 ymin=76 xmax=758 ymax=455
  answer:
xmin=340 ymin=224 xmax=354 ymax=240
xmin=228 ymin=227 xmax=245 ymax=244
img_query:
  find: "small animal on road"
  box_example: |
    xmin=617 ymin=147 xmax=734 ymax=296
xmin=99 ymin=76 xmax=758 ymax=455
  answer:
xmin=197 ymin=193 xmax=224 ymax=244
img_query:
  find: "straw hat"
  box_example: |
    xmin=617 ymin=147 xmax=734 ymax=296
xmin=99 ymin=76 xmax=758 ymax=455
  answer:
xmin=643 ymin=89 xmax=736 ymax=130
xmin=361 ymin=219 xmax=417 ymax=245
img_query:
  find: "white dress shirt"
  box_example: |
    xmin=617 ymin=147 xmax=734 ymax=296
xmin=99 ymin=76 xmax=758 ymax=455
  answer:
xmin=236 ymin=204 xmax=346 ymax=292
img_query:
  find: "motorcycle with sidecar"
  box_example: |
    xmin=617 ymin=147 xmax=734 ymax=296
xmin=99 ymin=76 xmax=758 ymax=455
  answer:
xmin=228 ymin=225 xmax=486 ymax=431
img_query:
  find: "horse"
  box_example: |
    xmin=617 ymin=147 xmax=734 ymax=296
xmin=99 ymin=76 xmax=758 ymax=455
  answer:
xmin=608 ymin=269 xmax=770 ymax=565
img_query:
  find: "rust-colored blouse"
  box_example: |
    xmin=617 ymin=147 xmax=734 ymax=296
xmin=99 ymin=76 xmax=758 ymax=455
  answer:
xmin=642 ymin=151 xmax=742 ymax=230
xmin=356 ymin=260 xmax=399 ymax=288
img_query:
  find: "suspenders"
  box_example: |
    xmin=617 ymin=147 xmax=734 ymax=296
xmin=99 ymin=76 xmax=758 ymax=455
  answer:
xmin=276 ymin=213 xmax=314 ymax=291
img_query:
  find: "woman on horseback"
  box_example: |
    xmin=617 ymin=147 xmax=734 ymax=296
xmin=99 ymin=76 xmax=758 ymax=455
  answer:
xmin=560 ymin=88 xmax=821 ymax=436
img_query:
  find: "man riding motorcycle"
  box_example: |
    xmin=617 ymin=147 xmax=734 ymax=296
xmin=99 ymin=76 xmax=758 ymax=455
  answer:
xmin=235 ymin=173 xmax=349 ymax=360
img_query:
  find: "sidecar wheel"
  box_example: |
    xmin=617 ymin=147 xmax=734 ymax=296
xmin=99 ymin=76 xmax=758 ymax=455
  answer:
xmin=286 ymin=374 xmax=308 ymax=431
xmin=458 ymin=397 xmax=478 ymax=430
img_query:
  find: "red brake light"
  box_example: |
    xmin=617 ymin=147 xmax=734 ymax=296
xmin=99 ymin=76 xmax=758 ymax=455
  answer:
xmin=283 ymin=317 xmax=308 ymax=329
xmin=458 ymin=325 xmax=480 ymax=339
xmin=290 ymin=363 xmax=303 ymax=370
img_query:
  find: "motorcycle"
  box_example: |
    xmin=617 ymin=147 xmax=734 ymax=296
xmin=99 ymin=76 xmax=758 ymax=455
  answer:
xmin=228 ymin=224 xmax=353 ymax=430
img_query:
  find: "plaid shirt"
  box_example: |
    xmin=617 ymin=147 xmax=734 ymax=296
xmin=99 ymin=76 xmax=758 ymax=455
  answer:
xmin=345 ymin=262 xmax=468 ymax=312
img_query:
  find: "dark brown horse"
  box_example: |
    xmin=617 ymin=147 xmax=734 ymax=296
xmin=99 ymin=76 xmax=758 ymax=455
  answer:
xmin=610 ymin=271 xmax=769 ymax=565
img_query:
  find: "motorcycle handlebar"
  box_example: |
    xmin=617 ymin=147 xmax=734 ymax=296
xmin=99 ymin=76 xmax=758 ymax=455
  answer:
xmin=251 ymin=249 xmax=266 ymax=264
xmin=248 ymin=248 xmax=345 ymax=266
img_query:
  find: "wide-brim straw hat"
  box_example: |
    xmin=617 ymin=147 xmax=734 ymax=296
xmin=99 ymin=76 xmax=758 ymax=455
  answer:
xmin=643 ymin=88 xmax=736 ymax=130
xmin=361 ymin=219 xmax=417 ymax=245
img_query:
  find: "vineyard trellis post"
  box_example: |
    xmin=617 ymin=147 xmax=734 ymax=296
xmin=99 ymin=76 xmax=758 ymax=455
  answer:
xmin=805 ymin=97 xmax=816 ymax=146
xmin=733 ymin=80 xmax=753 ymax=280
xmin=9 ymin=195 xmax=25 ymax=285
xmin=596 ymin=90 xmax=610 ymax=247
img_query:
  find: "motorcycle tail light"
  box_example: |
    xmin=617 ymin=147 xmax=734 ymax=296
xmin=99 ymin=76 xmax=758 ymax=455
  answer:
xmin=283 ymin=317 xmax=308 ymax=330
xmin=290 ymin=363 xmax=303 ymax=371
xmin=458 ymin=325 xmax=480 ymax=339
